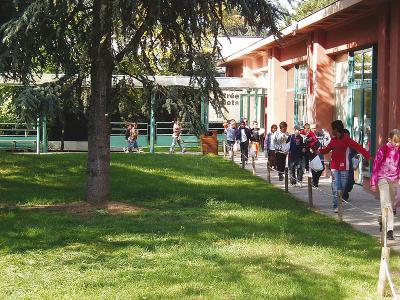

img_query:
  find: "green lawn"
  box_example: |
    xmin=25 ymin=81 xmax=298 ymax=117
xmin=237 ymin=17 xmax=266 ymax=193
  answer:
xmin=0 ymin=153 xmax=397 ymax=299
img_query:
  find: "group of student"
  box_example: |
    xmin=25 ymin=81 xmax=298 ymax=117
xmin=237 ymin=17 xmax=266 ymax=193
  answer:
xmin=226 ymin=118 xmax=400 ymax=240
xmin=223 ymin=118 xmax=263 ymax=161
xmin=123 ymin=123 xmax=140 ymax=153
xmin=123 ymin=120 xmax=186 ymax=154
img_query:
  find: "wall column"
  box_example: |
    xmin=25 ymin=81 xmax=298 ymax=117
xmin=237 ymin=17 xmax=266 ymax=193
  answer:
xmin=312 ymin=30 xmax=334 ymax=131
xmin=376 ymin=2 xmax=391 ymax=145
xmin=389 ymin=0 xmax=400 ymax=130
xmin=267 ymin=47 xmax=287 ymax=129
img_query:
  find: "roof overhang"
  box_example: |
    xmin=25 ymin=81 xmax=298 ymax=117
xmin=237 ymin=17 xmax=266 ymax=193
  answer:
xmin=0 ymin=74 xmax=268 ymax=89
xmin=219 ymin=0 xmax=383 ymax=66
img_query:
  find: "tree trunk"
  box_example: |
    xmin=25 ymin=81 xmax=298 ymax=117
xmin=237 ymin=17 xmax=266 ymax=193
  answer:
xmin=86 ymin=0 xmax=113 ymax=205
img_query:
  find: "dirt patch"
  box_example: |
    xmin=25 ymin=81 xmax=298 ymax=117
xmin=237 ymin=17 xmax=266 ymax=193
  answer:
xmin=0 ymin=201 xmax=143 ymax=216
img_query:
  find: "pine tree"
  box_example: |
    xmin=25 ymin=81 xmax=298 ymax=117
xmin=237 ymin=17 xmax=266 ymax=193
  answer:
xmin=0 ymin=0 xmax=284 ymax=205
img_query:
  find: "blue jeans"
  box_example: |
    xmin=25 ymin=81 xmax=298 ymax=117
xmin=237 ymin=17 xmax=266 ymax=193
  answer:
xmin=331 ymin=170 xmax=349 ymax=209
xmin=127 ymin=140 xmax=138 ymax=150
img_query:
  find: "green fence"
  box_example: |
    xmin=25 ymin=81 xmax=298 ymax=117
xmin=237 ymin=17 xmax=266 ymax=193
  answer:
xmin=155 ymin=122 xmax=225 ymax=147
xmin=0 ymin=123 xmax=38 ymax=151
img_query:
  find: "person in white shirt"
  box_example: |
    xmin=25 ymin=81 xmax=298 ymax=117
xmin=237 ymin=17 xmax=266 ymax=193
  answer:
xmin=170 ymin=120 xmax=186 ymax=154
xmin=235 ymin=121 xmax=251 ymax=163
xmin=264 ymin=124 xmax=278 ymax=169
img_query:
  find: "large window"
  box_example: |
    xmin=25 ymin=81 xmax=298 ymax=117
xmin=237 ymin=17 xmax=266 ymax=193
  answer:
xmin=294 ymin=64 xmax=308 ymax=126
xmin=334 ymin=53 xmax=348 ymax=122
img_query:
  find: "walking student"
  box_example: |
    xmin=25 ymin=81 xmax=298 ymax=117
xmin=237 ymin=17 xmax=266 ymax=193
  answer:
xmin=288 ymin=125 xmax=307 ymax=187
xmin=225 ymin=119 xmax=237 ymax=158
xmin=170 ymin=120 xmax=186 ymax=154
xmin=342 ymin=129 xmax=359 ymax=201
xmin=318 ymin=120 xmax=370 ymax=213
xmin=251 ymin=120 xmax=261 ymax=158
xmin=300 ymin=123 xmax=318 ymax=172
xmin=265 ymin=124 xmax=278 ymax=169
xmin=235 ymin=120 xmax=251 ymax=164
xmin=123 ymin=123 xmax=139 ymax=153
xmin=371 ymin=129 xmax=400 ymax=240
xmin=274 ymin=121 xmax=290 ymax=181
xmin=310 ymin=124 xmax=327 ymax=187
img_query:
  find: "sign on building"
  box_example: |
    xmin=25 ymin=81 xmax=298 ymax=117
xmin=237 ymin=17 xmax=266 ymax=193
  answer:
xmin=208 ymin=90 xmax=243 ymax=122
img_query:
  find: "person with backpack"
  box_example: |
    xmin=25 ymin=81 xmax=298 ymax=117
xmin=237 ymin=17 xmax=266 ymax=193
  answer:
xmin=371 ymin=129 xmax=400 ymax=240
xmin=317 ymin=120 xmax=371 ymax=213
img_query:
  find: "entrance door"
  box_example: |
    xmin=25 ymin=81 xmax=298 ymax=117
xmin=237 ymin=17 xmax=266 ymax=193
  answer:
xmin=350 ymin=48 xmax=375 ymax=184
xmin=351 ymin=88 xmax=372 ymax=183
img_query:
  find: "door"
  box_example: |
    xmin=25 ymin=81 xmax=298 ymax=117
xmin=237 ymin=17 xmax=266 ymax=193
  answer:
xmin=351 ymin=88 xmax=372 ymax=183
xmin=349 ymin=48 xmax=374 ymax=184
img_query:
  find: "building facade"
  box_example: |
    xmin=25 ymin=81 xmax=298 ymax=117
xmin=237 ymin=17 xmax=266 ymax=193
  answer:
xmin=220 ymin=0 xmax=400 ymax=182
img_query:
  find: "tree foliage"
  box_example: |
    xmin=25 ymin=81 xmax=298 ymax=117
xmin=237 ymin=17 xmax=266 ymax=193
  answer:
xmin=0 ymin=0 xmax=284 ymax=203
xmin=289 ymin=0 xmax=336 ymax=22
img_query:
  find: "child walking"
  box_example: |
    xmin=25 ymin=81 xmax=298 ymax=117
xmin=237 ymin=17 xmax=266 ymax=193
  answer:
xmin=288 ymin=125 xmax=307 ymax=187
xmin=265 ymin=124 xmax=278 ymax=169
xmin=318 ymin=120 xmax=370 ymax=213
xmin=274 ymin=121 xmax=290 ymax=181
xmin=371 ymin=129 xmax=400 ymax=240
xmin=170 ymin=120 xmax=186 ymax=154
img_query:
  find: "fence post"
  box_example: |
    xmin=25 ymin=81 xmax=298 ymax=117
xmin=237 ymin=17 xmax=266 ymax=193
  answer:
xmin=36 ymin=116 xmax=40 ymax=154
xmin=378 ymin=208 xmax=390 ymax=296
xmin=241 ymin=154 xmax=245 ymax=169
xmin=267 ymin=162 xmax=271 ymax=184
xmin=338 ymin=191 xmax=343 ymax=221
xmin=223 ymin=140 xmax=227 ymax=158
xmin=149 ymin=89 xmax=155 ymax=154
xmin=284 ymin=167 xmax=288 ymax=192
xmin=42 ymin=115 xmax=48 ymax=153
xmin=252 ymin=156 xmax=256 ymax=175
xmin=307 ymin=176 xmax=313 ymax=207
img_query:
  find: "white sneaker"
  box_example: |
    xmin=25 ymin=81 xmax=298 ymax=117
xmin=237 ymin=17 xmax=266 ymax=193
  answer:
xmin=333 ymin=208 xmax=338 ymax=213
xmin=297 ymin=182 xmax=303 ymax=188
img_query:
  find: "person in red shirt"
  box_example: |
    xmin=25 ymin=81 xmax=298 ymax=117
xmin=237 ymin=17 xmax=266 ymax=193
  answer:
xmin=318 ymin=120 xmax=371 ymax=212
xmin=300 ymin=123 xmax=318 ymax=172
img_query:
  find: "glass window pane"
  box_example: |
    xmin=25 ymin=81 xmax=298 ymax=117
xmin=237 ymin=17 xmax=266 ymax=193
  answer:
xmin=353 ymin=53 xmax=362 ymax=81
xmin=363 ymin=51 xmax=372 ymax=80
xmin=362 ymin=88 xmax=372 ymax=173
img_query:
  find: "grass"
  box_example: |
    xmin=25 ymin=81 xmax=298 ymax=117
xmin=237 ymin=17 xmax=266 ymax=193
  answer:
xmin=0 ymin=152 xmax=398 ymax=299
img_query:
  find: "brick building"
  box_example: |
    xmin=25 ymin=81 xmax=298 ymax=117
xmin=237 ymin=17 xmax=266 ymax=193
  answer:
xmin=219 ymin=0 xmax=400 ymax=183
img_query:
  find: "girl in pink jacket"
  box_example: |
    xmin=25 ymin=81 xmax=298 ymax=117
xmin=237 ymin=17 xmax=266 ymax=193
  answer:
xmin=370 ymin=129 xmax=400 ymax=240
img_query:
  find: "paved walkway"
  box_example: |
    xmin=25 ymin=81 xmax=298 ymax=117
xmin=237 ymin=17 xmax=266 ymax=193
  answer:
xmin=228 ymin=154 xmax=400 ymax=252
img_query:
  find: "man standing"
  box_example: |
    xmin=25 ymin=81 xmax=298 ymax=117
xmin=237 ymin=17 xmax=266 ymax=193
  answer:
xmin=235 ymin=121 xmax=252 ymax=164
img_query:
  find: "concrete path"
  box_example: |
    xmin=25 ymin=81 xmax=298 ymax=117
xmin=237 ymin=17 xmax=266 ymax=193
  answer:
xmin=227 ymin=153 xmax=400 ymax=252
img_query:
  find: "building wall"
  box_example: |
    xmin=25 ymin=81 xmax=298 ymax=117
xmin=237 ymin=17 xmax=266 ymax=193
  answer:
xmin=223 ymin=0 xmax=400 ymax=152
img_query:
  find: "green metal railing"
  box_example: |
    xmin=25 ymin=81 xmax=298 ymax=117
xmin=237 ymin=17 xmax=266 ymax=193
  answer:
xmin=0 ymin=122 xmax=39 ymax=152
